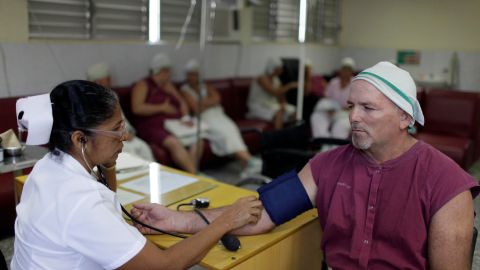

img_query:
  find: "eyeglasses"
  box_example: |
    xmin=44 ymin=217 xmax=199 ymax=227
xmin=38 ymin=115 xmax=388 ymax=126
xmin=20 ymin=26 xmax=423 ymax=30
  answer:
xmin=87 ymin=122 xmax=128 ymax=140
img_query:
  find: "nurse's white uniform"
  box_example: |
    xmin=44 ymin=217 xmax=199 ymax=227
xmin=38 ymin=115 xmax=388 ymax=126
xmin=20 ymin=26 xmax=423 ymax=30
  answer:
xmin=11 ymin=151 xmax=146 ymax=270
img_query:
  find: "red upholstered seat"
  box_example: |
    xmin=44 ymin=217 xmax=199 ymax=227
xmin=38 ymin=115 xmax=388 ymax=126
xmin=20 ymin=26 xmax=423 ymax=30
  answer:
xmin=416 ymin=89 xmax=480 ymax=169
xmin=416 ymin=133 xmax=473 ymax=167
xmin=229 ymin=78 xmax=252 ymax=120
xmin=0 ymin=96 xmax=25 ymax=237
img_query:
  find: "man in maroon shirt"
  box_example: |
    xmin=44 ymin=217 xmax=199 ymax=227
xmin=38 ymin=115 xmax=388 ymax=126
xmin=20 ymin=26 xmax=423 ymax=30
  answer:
xmin=131 ymin=62 xmax=479 ymax=269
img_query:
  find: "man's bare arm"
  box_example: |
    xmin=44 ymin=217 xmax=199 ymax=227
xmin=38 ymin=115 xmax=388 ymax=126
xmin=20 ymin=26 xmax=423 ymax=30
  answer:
xmin=131 ymin=163 xmax=318 ymax=236
xmin=428 ymin=190 xmax=474 ymax=270
xmin=180 ymin=207 xmax=275 ymax=235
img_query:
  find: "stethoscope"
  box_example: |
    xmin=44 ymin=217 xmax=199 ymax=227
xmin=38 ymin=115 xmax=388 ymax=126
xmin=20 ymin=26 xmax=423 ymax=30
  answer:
xmin=80 ymin=141 xmax=240 ymax=251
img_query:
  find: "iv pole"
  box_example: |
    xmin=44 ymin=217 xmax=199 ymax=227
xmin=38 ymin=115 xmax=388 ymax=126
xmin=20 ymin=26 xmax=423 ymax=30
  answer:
xmin=195 ymin=0 xmax=209 ymax=171
xmin=296 ymin=0 xmax=308 ymax=122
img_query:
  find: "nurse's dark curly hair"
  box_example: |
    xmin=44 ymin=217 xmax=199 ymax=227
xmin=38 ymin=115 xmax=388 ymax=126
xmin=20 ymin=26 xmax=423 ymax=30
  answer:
xmin=48 ymin=80 xmax=118 ymax=154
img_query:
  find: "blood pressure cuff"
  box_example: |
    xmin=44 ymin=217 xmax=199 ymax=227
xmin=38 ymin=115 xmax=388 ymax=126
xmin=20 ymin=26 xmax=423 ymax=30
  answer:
xmin=257 ymin=170 xmax=313 ymax=225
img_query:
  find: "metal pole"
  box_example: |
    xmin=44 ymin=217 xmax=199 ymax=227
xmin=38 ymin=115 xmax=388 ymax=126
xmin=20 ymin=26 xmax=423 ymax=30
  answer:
xmin=296 ymin=0 xmax=308 ymax=121
xmin=195 ymin=0 xmax=208 ymax=171
xmin=296 ymin=45 xmax=305 ymax=121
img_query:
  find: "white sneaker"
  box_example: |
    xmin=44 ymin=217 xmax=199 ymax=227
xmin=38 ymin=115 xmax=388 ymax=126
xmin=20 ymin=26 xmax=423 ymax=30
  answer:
xmin=249 ymin=156 xmax=262 ymax=168
xmin=239 ymin=158 xmax=262 ymax=179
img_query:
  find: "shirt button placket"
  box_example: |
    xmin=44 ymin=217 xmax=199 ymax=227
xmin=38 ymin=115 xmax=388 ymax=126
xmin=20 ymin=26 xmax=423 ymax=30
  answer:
xmin=359 ymin=167 xmax=381 ymax=268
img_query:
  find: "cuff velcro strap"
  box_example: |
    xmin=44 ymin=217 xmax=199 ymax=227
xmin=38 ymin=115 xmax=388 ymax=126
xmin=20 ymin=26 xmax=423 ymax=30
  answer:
xmin=257 ymin=170 xmax=313 ymax=225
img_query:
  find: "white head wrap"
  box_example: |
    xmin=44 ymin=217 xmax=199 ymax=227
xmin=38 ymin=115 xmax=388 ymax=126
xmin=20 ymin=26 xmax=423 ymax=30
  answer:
xmin=352 ymin=61 xmax=425 ymax=127
xmin=185 ymin=59 xmax=199 ymax=73
xmin=150 ymin=53 xmax=171 ymax=75
xmin=341 ymin=57 xmax=356 ymax=70
xmin=265 ymin=57 xmax=283 ymax=75
xmin=86 ymin=62 xmax=110 ymax=81
xmin=16 ymin=93 xmax=53 ymax=145
xmin=305 ymin=58 xmax=312 ymax=67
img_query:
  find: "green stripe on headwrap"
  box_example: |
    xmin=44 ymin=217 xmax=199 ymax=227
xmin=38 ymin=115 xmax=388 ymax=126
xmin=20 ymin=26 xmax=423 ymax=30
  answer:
xmin=357 ymin=71 xmax=415 ymax=111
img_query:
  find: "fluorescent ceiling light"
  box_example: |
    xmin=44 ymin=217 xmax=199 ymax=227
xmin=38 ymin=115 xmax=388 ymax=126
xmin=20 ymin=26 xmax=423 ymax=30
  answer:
xmin=298 ymin=0 xmax=307 ymax=43
xmin=149 ymin=0 xmax=160 ymax=43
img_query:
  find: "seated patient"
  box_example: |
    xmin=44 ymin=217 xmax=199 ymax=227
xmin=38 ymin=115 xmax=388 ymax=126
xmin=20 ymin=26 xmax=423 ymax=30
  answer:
xmin=180 ymin=59 xmax=260 ymax=177
xmin=131 ymin=61 xmax=479 ymax=270
xmin=310 ymin=57 xmax=356 ymax=139
xmin=87 ymin=62 xmax=154 ymax=161
xmin=247 ymin=57 xmax=298 ymax=130
xmin=131 ymin=53 xmax=200 ymax=174
xmin=11 ymin=80 xmax=262 ymax=270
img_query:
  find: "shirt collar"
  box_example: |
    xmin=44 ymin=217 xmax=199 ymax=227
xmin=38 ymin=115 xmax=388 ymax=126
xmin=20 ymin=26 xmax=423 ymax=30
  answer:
xmin=49 ymin=150 xmax=97 ymax=181
xmin=357 ymin=140 xmax=422 ymax=169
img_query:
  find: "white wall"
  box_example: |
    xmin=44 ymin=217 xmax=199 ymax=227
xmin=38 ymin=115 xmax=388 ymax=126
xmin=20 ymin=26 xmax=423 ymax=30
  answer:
xmin=0 ymin=0 xmax=27 ymax=42
xmin=3 ymin=0 xmax=479 ymax=98
xmin=341 ymin=0 xmax=480 ymax=51
xmin=339 ymin=47 xmax=480 ymax=91
xmin=340 ymin=0 xmax=480 ymax=91
xmin=0 ymin=42 xmax=340 ymax=98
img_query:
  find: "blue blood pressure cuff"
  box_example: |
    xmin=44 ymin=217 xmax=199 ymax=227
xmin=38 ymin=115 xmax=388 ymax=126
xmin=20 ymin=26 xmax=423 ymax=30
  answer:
xmin=257 ymin=170 xmax=313 ymax=225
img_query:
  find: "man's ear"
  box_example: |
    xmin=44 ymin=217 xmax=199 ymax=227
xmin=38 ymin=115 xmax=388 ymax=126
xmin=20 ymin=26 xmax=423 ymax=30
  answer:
xmin=399 ymin=111 xmax=411 ymax=130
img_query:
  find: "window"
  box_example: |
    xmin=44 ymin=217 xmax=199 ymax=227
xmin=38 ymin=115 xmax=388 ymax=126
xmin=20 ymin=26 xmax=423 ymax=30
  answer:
xmin=252 ymin=0 xmax=272 ymax=40
xmin=306 ymin=0 xmax=319 ymax=42
xmin=274 ymin=0 xmax=299 ymax=41
xmin=159 ymin=0 xmax=200 ymax=42
xmin=252 ymin=0 xmax=341 ymax=44
xmin=27 ymin=0 xmax=148 ymax=40
xmin=252 ymin=0 xmax=298 ymax=41
xmin=91 ymin=0 xmax=148 ymax=40
xmin=28 ymin=0 xmax=91 ymax=39
xmin=314 ymin=0 xmax=341 ymax=44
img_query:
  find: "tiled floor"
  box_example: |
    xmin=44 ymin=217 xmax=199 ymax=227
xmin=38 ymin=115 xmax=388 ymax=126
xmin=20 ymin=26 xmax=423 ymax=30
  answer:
xmin=0 ymin=236 xmax=13 ymax=268
xmin=2 ymin=159 xmax=480 ymax=269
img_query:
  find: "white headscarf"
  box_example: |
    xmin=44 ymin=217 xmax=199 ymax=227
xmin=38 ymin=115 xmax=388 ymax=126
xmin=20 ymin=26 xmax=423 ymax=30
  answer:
xmin=265 ymin=58 xmax=283 ymax=75
xmin=150 ymin=53 xmax=171 ymax=75
xmin=87 ymin=62 xmax=110 ymax=81
xmin=341 ymin=57 xmax=356 ymax=70
xmin=305 ymin=58 xmax=312 ymax=67
xmin=184 ymin=59 xmax=199 ymax=73
xmin=352 ymin=61 xmax=424 ymax=127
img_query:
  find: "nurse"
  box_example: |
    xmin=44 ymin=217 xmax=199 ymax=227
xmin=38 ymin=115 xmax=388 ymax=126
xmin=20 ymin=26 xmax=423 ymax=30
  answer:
xmin=11 ymin=80 xmax=262 ymax=270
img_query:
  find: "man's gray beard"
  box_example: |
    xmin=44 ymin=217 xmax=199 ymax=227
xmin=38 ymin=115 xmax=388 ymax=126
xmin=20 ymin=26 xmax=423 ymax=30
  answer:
xmin=352 ymin=135 xmax=372 ymax=150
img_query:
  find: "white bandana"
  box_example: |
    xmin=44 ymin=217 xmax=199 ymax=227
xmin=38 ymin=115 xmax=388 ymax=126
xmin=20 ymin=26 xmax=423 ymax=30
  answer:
xmin=150 ymin=53 xmax=171 ymax=74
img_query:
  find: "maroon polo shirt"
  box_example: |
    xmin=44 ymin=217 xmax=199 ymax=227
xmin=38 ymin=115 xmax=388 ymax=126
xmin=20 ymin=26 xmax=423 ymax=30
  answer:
xmin=309 ymin=141 xmax=479 ymax=269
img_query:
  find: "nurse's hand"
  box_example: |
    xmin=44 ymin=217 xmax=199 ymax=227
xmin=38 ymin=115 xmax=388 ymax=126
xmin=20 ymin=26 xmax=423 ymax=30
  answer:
xmin=215 ymin=196 xmax=263 ymax=231
xmin=130 ymin=203 xmax=185 ymax=234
